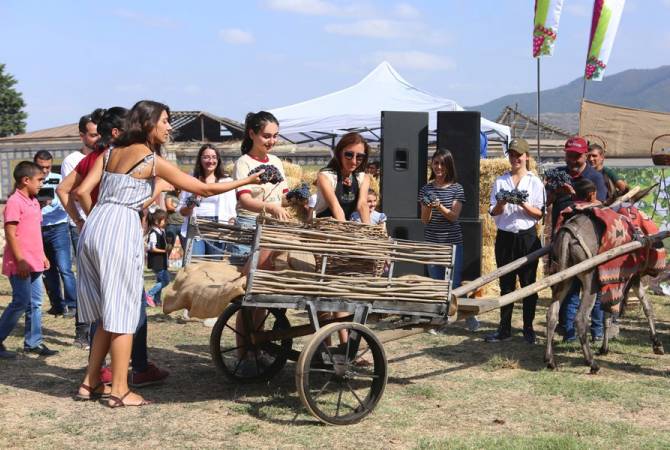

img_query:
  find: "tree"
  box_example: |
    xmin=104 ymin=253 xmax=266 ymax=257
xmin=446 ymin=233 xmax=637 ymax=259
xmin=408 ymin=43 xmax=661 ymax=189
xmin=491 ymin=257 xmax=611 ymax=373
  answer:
xmin=0 ymin=63 xmax=27 ymax=137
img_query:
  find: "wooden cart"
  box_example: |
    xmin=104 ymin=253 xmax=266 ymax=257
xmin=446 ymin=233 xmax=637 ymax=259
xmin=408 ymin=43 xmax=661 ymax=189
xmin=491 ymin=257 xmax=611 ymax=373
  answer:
xmin=200 ymin=207 xmax=669 ymax=425
xmin=205 ymin=218 xmax=456 ymax=425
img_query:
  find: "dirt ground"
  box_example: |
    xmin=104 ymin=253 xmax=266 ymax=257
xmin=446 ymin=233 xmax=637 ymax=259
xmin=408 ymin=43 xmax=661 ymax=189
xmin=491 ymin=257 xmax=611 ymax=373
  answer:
xmin=1 ymin=272 xmax=670 ymax=449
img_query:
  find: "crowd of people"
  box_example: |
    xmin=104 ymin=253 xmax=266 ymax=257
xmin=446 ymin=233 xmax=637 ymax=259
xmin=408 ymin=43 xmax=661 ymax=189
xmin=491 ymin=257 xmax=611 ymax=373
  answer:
xmin=0 ymin=98 xmax=633 ymax=407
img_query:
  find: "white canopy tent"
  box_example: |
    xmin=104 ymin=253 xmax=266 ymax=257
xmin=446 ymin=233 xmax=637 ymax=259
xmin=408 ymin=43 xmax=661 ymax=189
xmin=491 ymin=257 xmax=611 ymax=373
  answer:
xmin=269 ymin=61 xmax=511 ymax=146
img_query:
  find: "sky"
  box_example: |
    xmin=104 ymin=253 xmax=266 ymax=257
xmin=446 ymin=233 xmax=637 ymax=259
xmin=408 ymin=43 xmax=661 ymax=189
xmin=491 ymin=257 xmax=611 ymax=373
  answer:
xmin=1 ymin=0 xmax=669 ymax=131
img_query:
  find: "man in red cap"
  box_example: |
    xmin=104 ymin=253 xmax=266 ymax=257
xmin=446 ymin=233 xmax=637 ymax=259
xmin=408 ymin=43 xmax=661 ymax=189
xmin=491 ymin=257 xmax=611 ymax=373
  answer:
xmin=548 ymin=136 xmax=607 ymax=228
xmin=547 ymin=136 xmax=607 ymax=342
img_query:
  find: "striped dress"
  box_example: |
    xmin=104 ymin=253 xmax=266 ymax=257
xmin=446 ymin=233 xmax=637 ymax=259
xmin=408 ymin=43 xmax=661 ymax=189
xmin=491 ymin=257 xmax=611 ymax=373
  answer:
xmin=77 ymin=150 xmax=154 ymax=334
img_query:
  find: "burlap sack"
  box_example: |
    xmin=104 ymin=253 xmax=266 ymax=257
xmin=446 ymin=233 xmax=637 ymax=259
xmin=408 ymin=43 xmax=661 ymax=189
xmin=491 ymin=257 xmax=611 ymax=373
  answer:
xmin=163 ymin=261 xmax=246 ymax=319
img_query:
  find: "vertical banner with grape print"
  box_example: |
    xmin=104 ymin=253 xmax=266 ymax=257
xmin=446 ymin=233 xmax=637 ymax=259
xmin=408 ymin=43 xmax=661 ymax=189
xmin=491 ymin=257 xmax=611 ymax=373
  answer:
xmin=533 ymin=0 xmax=564 ymax=57
xmin=585 ymin=0 xmax=625 ymax=80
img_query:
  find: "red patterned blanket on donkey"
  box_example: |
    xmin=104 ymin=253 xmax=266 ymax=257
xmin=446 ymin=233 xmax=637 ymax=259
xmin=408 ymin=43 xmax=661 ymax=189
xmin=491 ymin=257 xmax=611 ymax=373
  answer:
xmin=556 ymin=205 xmax=666 ymax=308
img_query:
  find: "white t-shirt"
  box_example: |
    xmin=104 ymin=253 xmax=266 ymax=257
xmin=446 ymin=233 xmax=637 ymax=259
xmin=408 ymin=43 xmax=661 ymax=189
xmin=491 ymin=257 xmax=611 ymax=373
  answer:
xmin=60 ymin=149 xmax=87 ymax=224
xmin=178 ymin=177 xmax=237 ymax=237
xmin=233 ymin=153 xmax=288 ymax=218
xmin=489 ymin=171 xmax=545 ymax=233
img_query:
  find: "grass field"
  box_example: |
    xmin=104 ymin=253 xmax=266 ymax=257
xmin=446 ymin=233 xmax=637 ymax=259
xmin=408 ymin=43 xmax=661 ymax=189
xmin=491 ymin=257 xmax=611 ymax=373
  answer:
xmin=1 ymin=273 xmax=670 ymax=449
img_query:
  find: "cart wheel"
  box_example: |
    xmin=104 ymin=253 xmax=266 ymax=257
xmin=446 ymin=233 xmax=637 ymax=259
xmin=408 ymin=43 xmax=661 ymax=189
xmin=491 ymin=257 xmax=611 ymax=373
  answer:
xmin=296 ymin=322 xmax=387 ymax=425
xmin=210 ymin=302 xmax=292 ymax=383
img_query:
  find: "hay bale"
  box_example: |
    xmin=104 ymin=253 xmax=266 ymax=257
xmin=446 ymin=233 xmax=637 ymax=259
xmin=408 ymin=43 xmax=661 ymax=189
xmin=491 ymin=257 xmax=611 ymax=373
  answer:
xmin=163 ymin=261 xmax=246 ymax=319
xmin=283 ymin=161 xmax=303 ymax=180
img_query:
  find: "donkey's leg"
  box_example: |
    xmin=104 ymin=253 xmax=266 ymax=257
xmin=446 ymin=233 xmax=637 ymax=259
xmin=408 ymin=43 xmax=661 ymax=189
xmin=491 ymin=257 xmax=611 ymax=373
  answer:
xmin=575 ymin=274 xmax=599 ymax=374
xmin=599 ymin=311 xmax=611 ymax=355
xmin=636 ymin=278 xmax=665 ymax=355
xmin=546 ymin=281 xmax=569 ymax=370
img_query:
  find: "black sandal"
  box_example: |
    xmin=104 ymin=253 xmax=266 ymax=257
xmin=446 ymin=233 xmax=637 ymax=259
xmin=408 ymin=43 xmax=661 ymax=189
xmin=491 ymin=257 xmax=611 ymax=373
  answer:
xmin=74 ymin=382 xmax=110 ymax=401
xmin=107 ymin=390 xmax=152 ymax=408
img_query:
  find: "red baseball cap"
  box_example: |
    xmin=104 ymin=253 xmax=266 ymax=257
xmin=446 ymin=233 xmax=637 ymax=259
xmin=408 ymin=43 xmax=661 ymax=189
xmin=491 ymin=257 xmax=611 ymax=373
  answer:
xmin=564 ymin=136 xmax=588 ymax=154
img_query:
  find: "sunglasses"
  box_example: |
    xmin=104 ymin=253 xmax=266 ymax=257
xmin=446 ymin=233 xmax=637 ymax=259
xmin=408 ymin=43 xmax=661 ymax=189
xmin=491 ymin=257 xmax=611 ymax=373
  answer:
xmin=343 ymin=150 xmax=367 ymax=162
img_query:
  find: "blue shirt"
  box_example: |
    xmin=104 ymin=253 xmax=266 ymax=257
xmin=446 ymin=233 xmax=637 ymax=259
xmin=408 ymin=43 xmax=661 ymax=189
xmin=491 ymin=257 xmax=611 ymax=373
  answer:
xmin=40 ymin=172 xmax=68 ymax=226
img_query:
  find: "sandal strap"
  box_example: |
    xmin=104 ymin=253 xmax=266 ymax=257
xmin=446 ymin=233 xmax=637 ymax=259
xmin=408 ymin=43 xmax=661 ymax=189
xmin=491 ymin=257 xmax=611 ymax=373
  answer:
xmin=79 ymin=382 xmax=104 ymax=394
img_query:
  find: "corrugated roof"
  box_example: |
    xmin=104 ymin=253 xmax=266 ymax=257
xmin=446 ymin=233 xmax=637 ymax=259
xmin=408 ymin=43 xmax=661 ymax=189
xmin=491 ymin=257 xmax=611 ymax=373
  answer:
xmin=0 ymin=111 xmax=245 ymax=143
xmin=0 ymin=123 xmax=79 ymax=142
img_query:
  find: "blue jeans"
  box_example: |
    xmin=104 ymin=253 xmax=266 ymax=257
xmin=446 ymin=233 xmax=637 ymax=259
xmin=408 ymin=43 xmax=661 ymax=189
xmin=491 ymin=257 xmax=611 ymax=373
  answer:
xmin=166 ymin=223 xmax=185 ymax=250
xmin=42 ymin=222 xmax=77 ymax=310
xmin=147 ymin=269 xmax=171 ymax=305
xmin=0 ymin=273 xmax=44 ymax=348
xmin=69 ymin=224 xmax=80 ymax=259
xmin=560 ymin=279 xmax=604 ymax=341
xmin=427 ymin=243 xmax=463 ymax=289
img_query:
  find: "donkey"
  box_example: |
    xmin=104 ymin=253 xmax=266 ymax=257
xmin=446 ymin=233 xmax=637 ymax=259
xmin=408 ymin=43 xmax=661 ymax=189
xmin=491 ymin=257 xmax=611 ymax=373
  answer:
xmin=544 ymin=213 xmax=664 ymax=374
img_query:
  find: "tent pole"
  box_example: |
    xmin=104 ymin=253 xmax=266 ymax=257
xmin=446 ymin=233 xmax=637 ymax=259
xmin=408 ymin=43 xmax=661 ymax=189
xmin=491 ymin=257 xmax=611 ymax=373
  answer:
xmin=536 ymin=57 xmax=541 ymax=165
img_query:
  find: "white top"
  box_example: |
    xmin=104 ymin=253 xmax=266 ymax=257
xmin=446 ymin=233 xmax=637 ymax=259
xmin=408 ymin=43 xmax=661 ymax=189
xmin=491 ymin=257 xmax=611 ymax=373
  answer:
xmin=60 ymin=150 xmax=87 ymax=224
xmin=233 ymin=153 xmax=288 ymax=218
xmin=489 ymin=171 xmax=545 ymax=233
xmin=61 ymin=150 xmax=85 ymax=178
xmin=178 ymin=177 xmax=237 ymax=237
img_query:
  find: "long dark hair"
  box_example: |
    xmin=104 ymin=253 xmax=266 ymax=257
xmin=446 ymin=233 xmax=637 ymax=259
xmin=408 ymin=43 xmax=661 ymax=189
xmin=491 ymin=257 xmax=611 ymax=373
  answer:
xmin=193 ymin=143 xmax=228 ymax=180
xmin=240 ymin=111 xmax=279 ymax=155
xmin=96 ymin=106 xmax=129 ymax=151
xmin=114 ymin=100 xmax=170 ymax=155
xmin=78 ymin=108 xmax=105 ymax=133
xmin=323 ymin=132 xmax=369 ymax=175
xmin=429 ymin=148 xmax=457 ymax=182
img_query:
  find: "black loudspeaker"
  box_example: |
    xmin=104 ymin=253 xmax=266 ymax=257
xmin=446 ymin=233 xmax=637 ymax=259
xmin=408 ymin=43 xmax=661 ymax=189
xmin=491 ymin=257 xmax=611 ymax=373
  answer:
xmin=436 ymin=111 xmax=481 ymax=220
xmin=386 ymin=218 xmax=427 ymax=276
xmin=380 ymin=111 xmax=429 ymax=218
xmin=460 ymin=218 xmax=482 ymax=282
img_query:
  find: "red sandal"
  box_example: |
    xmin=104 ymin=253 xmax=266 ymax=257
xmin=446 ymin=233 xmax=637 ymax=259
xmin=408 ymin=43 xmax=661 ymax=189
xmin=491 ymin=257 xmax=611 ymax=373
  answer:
xmin=107 ymin=390 xmax=152 ymax=408
xmin=74 ymin=382 xmax=110 ymax=401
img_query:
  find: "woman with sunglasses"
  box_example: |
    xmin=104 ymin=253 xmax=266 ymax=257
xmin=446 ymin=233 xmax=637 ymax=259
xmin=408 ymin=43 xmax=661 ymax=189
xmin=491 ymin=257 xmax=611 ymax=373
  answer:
xmin=179 ymin=144 xmax=238 ymax=259
xmin=314 ymin=132 xmax=371 ymax=223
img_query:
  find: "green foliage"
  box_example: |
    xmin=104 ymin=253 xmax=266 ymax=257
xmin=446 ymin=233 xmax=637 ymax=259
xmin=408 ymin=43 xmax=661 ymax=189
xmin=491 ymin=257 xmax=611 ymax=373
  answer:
xmin=611 ymin=167 xmax=670 ymax=231
xmin=0 ymin=63 xmax=27 ymax=137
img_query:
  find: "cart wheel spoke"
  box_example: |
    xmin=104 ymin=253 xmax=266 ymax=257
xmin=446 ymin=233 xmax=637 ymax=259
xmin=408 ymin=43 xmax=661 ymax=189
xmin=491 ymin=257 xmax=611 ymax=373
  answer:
xmin=347 ymin=370 xmax=378 ymax=380
xmin=312 ymin=380 xmax=332 ymax=402
xmin=256 ymin=311 xmax=271 ymax=332
xmin=219 ymin=345 xmax=242 ymax=355
xmin=308 ymin=368 xmax=337 ymax=375
xmin=346 ymin=380 xmax=368 ymax=412
xmin=224 ymin=322 xmax=243 ymax=337
xmin=335 ymin=388 xmax=344 ymax=417
xmin=231 ymin=349 xmax=249 ymax=376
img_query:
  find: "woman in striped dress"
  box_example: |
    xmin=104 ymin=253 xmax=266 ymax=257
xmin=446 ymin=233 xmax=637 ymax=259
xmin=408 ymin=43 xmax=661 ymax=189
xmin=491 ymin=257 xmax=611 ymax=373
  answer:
xmin=73 ymin=100 xmax=262 ymax=407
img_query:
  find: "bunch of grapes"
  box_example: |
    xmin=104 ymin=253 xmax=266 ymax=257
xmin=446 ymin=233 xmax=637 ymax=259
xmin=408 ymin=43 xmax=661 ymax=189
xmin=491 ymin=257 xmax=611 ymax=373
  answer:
xmin=421 ymin=192 xmax=439 ymax=206
xmin=248 ymin=164 xmax=284 ymax=184
xmin=533 ymin=25 xmax=556 ymax=57
xmin=286 ymin=182 xmax=310 ymax=202
xmin=544 ymin=168 xmax=573 ymax=191
xmin=495 ymin=189 xmax=529 ymax=205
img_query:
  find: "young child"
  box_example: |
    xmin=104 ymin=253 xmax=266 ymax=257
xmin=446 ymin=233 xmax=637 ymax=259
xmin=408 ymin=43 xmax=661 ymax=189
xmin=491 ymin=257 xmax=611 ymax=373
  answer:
xmin=351 ymin=189 xmax=387 ymax=227
xmin=572 ymin=178 xmax=601 ymax=207
xmin=0 ymin=162 xmax=58 ymax=358
xmin=146 ymin=209 xmax=170 ymax=307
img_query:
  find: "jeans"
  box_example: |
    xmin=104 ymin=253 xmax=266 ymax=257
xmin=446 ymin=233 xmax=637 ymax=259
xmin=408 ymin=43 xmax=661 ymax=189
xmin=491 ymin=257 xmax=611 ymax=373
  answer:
xmin=166 ymin=223 xmax=185 ymax=250
xmin=0 ymin=273 xmax=44 ymax=348
xmin=89 ymin=291 xmax=148 ymax=372
xmin=69 ymin=224 xmax=80 ymax=259
xmin=147 ymin=269 xmax=171 ymax=305
xmin=42 ymin=222 xmax=77 ymax=310
xmin=427 ymin=243 xmax=463 ymax=288
xmin=234 ymin=215 xmax=257 ymax=257
xmin=560 ymin=279 xmax=604 ymax=341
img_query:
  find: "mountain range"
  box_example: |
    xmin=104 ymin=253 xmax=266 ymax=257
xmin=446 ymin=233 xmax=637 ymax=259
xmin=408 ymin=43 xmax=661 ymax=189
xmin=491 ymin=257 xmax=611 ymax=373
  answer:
xmin=469 ymin=65 xmax=670 ymax=132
